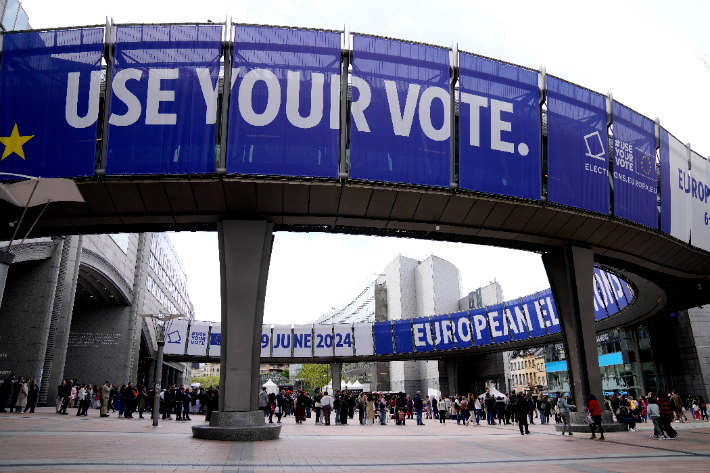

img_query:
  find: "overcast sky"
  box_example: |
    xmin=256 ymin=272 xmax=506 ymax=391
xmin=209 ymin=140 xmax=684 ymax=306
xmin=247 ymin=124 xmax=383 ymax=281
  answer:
xmin=22 ymin=0 xmax=709 ymax=323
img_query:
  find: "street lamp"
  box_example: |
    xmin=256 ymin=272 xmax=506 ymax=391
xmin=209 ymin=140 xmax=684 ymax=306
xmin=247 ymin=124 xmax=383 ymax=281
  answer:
xmin=139 ymin=312 xmax=183 ymax=427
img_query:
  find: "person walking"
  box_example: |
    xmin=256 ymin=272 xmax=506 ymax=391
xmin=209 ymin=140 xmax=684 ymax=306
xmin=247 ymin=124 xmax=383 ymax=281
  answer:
xmin=657 ymin=391 xmax=678 ymax=439
xmin=258 ymin=387 xmax=269 ymax=418
xmin=321 ymin=391 xmax=333 ymax=425
xmin=439 ymin=396 xmax=447 ymax=423
xmin=10 ymin=376 xmax=24 ymax=413
xmin=586 ymin=394 xmax=604 ymax=440
xmin=557 ymin=393 xmax=575 ymax=436
xmin=366 ymin=394 xmax=376 ymax=425
xmin=296 ymin=390 xmax=308 ymax=424
xmin=515 ymin=393 xmax=530 ymax=435
xmin=100 ymin=381 xmax=111 ymax=417
xmin=138 ymin=387 xmax=147 ymax=419
xmin=14 ymin=379 xmax=28 ymax=413
xmin=276 ymin=390 xmax=285 ymax=424
xmin=26 ymin=380 xmax=39 ymax=414
xmin=378 ymin=394 xmax=387 ymax=425
xmin=647 ymin=397 xmax=663 ymax=439
xmin=313 ymin=388 xmax=322 ymax=424
xmin=57 ymin=380 xmax=70 ymax=415
xmin=339 ymin=391 xmax=349 ymax=425
xmin=0 ymin=375 xmax=14 ymax=413
xmin=76 ymin=385 xmax=86 ymax=416
xmin=460 ymin=396 xmax=470 ymax=426
xmin=414 ymin=391 xmax=424 ymax=425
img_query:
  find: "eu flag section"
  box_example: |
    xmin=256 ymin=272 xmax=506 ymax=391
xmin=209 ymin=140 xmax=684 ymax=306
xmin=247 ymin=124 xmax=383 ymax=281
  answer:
xmin=0 ymin=28 xmax=103 ymax=179
xmin=226 ymin=25 xmax=340 ymax=178
xmin=690 ymin=151 xmax=710 ymax=252
xmin=105 ymin=25 xmax=222 ymax=175
xmin=458 ymin=53 xmax=541 ymax=200
xmin=546 ymin=77 xmax=609 ymax=213
xmin=611 ymin=102 xmax=658 ymax=228
xmin=660 ymin=129 xmax=691 ymax=243
xmin=349 ymin=35 xmax=451 ymax=187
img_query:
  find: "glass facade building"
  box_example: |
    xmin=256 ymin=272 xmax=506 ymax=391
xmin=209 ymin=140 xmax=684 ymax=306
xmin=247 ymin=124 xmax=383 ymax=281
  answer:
xmin=544 ymin=327 xmax=667 ymax=398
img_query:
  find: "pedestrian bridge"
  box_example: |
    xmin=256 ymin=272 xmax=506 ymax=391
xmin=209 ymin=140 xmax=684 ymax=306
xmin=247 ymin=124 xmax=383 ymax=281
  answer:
xmin=163 ymin=265 xmax=643 ymax=365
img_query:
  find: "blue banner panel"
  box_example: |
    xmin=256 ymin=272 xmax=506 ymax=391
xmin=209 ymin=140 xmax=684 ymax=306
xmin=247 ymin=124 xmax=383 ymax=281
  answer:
xmin=349 ymin=35 xmax=450 ymax=187
xmin=607 ymin=273 xmax=628 ymax=311
xmin=227 ymin=26 xmax=340 ymax=178
xmin=450 ymin=311 xmax=474 ymax=348
xmin=392 ymin=319 xmax=414 ymax=354
xmin=412 ymin=317 xmax=434 ymax=352
xmin=469 ymin=308 xmax=491 ymax=346
xmin=431 ymin=314 xmax=454 ymax=350
xmin=503 ymin=299 xmax=530 ymax=341
xmin=547 ymin=77 xmax=609 ymax=213
xmin=597 ymin=268 xmax=620 ymax=315
xmin=0 ymin=28 xmax=103 ymax=179
xmin=660 ymin=129 xmax=691 ymax=242
xmin=105 ymin=25 xmax=222 ymax=175
xmin=521 ymin=294 xmax=547 ymax=338
xmin=458 ymin=53 xmax=541 ymax=199
xmin=592 ymin=269 xmax=610 ymax=320
xmin=373 ymin=321 xmax=394 ymax=355
xmin=537 ymin=289 xmax=561 ymax=333
xmin=612 ymin=103 xmax=657 ymax=228
xmin=485 ymin=303 xmax=510 ymax=343
xmin=621 ymin=277 xmax=634 ymax=305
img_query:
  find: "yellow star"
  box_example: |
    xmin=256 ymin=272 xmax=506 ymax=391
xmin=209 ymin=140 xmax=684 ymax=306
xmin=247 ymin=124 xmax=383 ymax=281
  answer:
xmin=0 ymin=124 xmax=34 ymax=161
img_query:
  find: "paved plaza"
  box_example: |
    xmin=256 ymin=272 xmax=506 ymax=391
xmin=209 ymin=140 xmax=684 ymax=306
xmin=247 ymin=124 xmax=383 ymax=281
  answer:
xmin=0 ymin=409 xmax=709 ymax=472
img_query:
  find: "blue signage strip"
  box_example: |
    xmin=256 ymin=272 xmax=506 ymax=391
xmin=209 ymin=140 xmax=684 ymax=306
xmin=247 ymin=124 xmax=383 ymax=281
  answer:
xmin=412 ymin=317 xmax=434 ymax=352
xmin=349 ymin=35 xmax=451 ymax=187
xmin=450 ymin=311 xmax=474 ymax=348
xmin=105 ymin=25 xmax=222 ymax=175
xmin=0 ymin=28 xmax=104 ymax=179
xmin=458 ymin=53 xmax=541 ymax=199
xmin=537 ymin=289 xmax=561 ymax=334
xmin=503 ymin=299 xmax=530 ymax=341
xmin=469 ymin=308 xmax=492 ymax=346
xmin=521 ymin=293 xmax=547 ymax=338
xmin=546 ymin=77 xmax=609 ymax=214
xmin=392 ymin=319 xmax=414 ymax=354
xmin=612 ymin=102 xmax=658 ymax=228
xmin=373 ymin=321 xmax=394 ymax=355
xmin=227 ymin=25 xmax=340 ymax=178
xmin=431 ymin=314 xmax=454 ymax=350
xmin=485 ymin=303 xmax=510 ymax=344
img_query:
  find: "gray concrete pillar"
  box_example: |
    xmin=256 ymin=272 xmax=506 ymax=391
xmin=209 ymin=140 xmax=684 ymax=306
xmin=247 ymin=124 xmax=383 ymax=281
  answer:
xmin=542 ymin=246 xmax=604 ymax=411
xmin=193 ymin=220 xmax=280 ymax=440
xmin=44 ymin=235 xmax=83 ymax=403
xmin=331 ymin=363 xmax=342 ymax=394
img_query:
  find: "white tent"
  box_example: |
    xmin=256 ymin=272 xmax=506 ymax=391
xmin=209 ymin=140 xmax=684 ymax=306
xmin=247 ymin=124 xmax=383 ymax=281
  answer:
xmin=262 ymin=379 xmax=278 ymax=395
xmin=346 ymin=381 xmax=353 ymax=388
xmin=351 ymin=380 xmax=364 ymax=389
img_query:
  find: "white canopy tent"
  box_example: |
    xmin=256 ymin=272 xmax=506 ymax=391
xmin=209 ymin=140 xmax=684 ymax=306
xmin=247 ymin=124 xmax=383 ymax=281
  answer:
xmin=262 ymin=379 xmax=278 ymax=395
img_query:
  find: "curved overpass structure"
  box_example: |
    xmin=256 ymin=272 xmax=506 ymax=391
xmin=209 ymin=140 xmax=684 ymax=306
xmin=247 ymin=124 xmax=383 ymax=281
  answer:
xmin=0 ymin=21 xmax=707 ymax=439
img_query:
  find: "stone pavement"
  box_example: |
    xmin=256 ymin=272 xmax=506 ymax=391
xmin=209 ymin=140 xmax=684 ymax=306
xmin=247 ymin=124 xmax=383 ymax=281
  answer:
xmin=1 ymin=408 xmax=709 ymax=472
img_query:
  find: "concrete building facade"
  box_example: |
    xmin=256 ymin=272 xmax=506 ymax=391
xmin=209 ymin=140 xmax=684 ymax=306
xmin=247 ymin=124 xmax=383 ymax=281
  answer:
xmin=0 ymin=232 xmax=194 ymax=405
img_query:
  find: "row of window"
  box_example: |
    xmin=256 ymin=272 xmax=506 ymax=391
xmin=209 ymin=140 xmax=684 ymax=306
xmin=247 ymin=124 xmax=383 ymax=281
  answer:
xmin=146 ymin=275 xmax=178 ymax=315
xmin=150 ymin=234 xmax=191 ymax=308
xmin=512 ymin=373 xmax=544 ymax=386
xmin=510 ymin=360 xmax=543 ymax=371
xmin=149 ymin=254 xmax=192 ymax=317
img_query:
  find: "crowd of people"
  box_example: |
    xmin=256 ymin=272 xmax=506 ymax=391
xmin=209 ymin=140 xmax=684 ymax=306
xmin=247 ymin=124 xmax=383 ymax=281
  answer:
xmin=0 ymin=374 xmax=222 ymax=421
xmin=2 ymin=371 xmax=707 ymax=440
xmin=253 ymin=384 xmax=708 ymax=439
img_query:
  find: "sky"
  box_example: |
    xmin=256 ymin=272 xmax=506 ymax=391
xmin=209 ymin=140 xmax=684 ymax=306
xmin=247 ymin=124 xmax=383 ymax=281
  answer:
xmin=20 ymin=0 xmax=710 ymax=323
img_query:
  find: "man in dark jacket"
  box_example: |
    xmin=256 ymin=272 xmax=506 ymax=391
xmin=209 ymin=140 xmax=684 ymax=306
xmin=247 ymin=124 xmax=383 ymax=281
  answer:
xmin=516 ymin=393 xmax=530 ymax=435
xmin=57 ymin=380 xmax=70 ymax=415
xmin=0 ymin=375 xmax=14 ymax=412
xmin=10 ymin=376 xmax=24 ymax=412
xmin=485 ymin=395 xmax=496 ymax=425
xmin=414 ymin=391 xmax=424 ymax=425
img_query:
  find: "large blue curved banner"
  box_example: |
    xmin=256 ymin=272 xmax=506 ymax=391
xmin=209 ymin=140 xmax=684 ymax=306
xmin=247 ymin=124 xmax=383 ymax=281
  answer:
xmin=547 ymin=77 xmax=609 ymax=213
xmin=349 ymin=35 xmax=451 ymax=187
xmin=106 ymin=25 xmax=222 ymax=175
xmin=458 ymin=53 xmax=541 ymax=200
xmin=0 ymin=28 xmax=104 ymax=179
xmin=227 ymin=26 xmax=340 ymax=177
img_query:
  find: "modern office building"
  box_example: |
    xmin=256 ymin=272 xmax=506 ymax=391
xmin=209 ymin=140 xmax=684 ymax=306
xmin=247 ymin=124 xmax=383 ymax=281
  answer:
xmin=0 ymin=0 xmax=30 ymax=32
xmin=0 ymin=232 xmax=194 ymax=405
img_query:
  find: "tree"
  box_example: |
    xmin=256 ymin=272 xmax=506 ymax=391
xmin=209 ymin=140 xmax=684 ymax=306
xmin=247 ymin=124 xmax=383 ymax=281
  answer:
xmin=297 ymin=364 xmax=330 ymax=391
xmin=191 ymin=374 xmax=220 ymax=388
xmin=280 ymin=369 xmax=290 ymax=380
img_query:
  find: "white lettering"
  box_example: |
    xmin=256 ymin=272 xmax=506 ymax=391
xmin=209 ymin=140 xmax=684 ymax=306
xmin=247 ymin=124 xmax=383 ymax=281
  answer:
xmin=488 ymin=311 xmax=503 ymax=338
xmin=491 ymin=99 xmax=514 ymax=153
xmin=146 ymin=68 xmax=179 ymax=125
xmin=385 ymin=80 xmax=420 ymax=137
xmin=109 ymin=68 xmax=142 ymax=126
xmin=286 ymin=71 xmax=324 ymax=129
xmin=196 ymin=68 xmax=219 ymax=125
xmin=460 ymin=92 xmax=487 ymax=146
xmin=350 ymin=76 xmax=371 ymax=132
xmin=239 ymin=68 xmax=281 ymax=127
xmin=330 ymin=74 xmax=340 ymax=130
xmin=413 ymin=323 xmax=426 ymax=347
xmin=473 ymin=313 xmax=487 ymax=340
xmin=457 ymin=317 xmax=472 ymax=342
xmin=418 ymin=86 xmax=450 ymax=141
xmin=65 ymin=71 xmax=101 ymax=129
